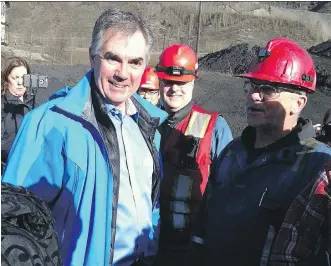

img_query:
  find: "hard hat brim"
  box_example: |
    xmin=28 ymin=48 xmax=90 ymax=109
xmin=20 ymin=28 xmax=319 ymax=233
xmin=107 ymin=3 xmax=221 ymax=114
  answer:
xmin=235 ymin=72 xmax=286 ymax=84
xmin=157 ymin=71 xmax=195 ymax=82
xmin=235 ymin=72 xmax=315 ymax=93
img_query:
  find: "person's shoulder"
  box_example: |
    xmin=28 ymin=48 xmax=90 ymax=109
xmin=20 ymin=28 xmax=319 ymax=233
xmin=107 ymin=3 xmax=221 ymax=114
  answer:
xmin=48 ymin=86 xmax=72 ymax=101
xmin=133 ymin=93 xmax=168 ymax=125
xmin=305 ymin=137 xmax=331 ymax=153
xmin=20 ymin=89 xmax=70 ymax=132
xmin=218 ymin=136 xmax=242 ymax=155
xmin=212 ymin=115 xmax=232 ymax=136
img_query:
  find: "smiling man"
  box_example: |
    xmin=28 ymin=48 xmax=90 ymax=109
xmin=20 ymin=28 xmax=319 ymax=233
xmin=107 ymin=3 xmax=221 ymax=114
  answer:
xmin=155 ymin=44 xmax=233 ymax=266
xmin=186 ymin=38 xmax=331 ymax=266
xmin=2 ymin=9 xmax=168 ymax=266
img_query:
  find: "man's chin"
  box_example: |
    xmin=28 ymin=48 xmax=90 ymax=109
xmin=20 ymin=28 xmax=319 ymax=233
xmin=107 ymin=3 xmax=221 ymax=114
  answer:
xmin=105 ymin=92 xmax=131 ymax=104
xmin=247 ymin=118 xmax=265 ymax=128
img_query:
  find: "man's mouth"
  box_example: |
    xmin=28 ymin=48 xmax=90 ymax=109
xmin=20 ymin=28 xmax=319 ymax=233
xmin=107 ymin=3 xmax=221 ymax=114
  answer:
xmin=247 ymin=106 xmax=264 ymax=113
xmin=108 ymin=80 xmax=127 ymax=89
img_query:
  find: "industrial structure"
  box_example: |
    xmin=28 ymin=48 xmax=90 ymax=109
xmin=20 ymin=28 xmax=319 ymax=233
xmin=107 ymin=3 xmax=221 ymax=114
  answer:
xmin=1 ymin=1 xmax=10 ymax=46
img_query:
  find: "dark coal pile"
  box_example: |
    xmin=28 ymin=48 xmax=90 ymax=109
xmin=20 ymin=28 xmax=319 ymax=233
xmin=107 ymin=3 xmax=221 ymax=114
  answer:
xmin=308 ymin=1 xmax=331 ymax=13
xmin=199 ymin=41 xmax=331 ymax=96
xmin=312 ymin=55 xmax=331 ymax=95
xmin=198 ymin=43 xmax=260 ymax=75
xmin=309 ymin=40 xmax=331 ymax=95
xmin=309 ymin=40 xmax=331 ymax=58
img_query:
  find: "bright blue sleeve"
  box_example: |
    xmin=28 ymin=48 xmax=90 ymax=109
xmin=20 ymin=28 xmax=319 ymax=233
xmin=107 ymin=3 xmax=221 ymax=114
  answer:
xmin=210 ymin=116 xmax=233 ymax=161
xmin=2 ymin=110 xmax=64 ymax=204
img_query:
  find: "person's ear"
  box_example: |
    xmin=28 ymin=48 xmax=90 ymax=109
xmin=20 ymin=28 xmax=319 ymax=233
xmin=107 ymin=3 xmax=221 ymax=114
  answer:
xmin=89 ymin=47 xmax=95 ymax=69
xmin=291 ymin=95 xmax=307 ymax=115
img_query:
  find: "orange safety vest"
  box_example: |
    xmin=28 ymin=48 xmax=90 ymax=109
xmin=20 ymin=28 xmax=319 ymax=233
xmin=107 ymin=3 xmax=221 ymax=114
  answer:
xmin=160 ymin=104 xmax=219 ymax=239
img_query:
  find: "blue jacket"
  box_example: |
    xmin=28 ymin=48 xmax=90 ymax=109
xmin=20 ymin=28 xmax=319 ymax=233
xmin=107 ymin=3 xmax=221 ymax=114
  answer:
xmin=2 ymin=70 xmax=168 ymax=266
xmin=187 ymin=119 xmax=331 ymax=266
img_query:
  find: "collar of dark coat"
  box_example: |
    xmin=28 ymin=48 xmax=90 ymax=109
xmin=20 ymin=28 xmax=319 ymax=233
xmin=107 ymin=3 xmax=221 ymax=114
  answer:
xmin=2 ymin=93 xmax=34 ymax=114
xmin=3 ymin=92 xmax=34 ymax=106
xmin=165 ymin=100 xmax=194 ymax=128
xmin=241 ymin=117 xmax=316 ymax=153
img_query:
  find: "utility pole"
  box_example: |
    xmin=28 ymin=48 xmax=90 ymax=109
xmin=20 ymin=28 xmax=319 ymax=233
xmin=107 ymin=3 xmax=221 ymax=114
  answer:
xmin=196 ymin=1 xmax=202 ymax=56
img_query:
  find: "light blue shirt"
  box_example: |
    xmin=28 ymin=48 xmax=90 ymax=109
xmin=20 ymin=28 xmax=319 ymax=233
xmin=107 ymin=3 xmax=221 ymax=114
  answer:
xmin=105 ymin=99 xmax=154 ymax=265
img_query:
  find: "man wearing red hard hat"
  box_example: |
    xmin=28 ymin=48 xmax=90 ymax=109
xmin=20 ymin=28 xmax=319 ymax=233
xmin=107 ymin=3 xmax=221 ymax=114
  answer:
xmin=138 ymin=67 xmax=162 ymax=107
xmin=186 ymin=38 xmax=331 ymax=266
xmin=155 ymin=44 xmax=233 ymax=266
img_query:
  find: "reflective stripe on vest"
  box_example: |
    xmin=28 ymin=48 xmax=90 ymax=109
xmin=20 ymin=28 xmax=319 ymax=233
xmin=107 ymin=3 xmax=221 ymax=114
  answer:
xmin=185 ymin=111 xmax=212 ymax=138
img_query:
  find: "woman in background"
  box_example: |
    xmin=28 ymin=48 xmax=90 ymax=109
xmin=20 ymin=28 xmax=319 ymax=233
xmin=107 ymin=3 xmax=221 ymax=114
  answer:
xmin=1 ymin=57 xmax=33 ymax=172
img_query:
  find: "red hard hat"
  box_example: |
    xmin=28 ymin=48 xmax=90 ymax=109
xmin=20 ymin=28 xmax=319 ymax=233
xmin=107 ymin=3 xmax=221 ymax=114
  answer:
xmin=139 ymin=67 xmax=159 ymax=90
xmin=156 ymin=44 xmax=199 ymax=82
xmin=239 ymin=38 xmax=316 ymax=93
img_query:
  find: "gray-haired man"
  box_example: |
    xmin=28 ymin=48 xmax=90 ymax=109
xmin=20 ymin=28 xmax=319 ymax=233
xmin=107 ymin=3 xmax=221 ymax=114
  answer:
xmin=2 ymin=8 xmax=167 ymax=266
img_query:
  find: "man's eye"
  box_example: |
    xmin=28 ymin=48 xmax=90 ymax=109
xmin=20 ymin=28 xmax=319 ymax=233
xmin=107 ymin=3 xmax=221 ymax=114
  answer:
xmin=103 ymin=52 xmax=117 ymax=61
xmin=131 ymin=60 xmax=142 ymax=66
xmin=104 ymin=55 xmax=116 ymax=61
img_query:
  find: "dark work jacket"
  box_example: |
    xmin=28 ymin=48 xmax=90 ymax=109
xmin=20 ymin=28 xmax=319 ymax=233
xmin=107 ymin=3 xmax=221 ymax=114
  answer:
xmin=1 ymin=93 xmax=36 ymax=164
xmin=187 ymin=118 xmax=331 ymax=266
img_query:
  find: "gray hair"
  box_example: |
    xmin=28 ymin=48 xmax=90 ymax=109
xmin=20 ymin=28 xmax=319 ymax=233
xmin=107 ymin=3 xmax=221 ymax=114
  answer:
xmin=90 ymin=8 xmax=153 ymax=63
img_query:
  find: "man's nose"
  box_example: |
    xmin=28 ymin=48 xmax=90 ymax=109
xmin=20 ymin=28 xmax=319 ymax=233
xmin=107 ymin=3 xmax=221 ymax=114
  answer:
xmin=116 ymin=63 xmax=129 ymax=80
xmin=171 ymin=84 xmax=181 ymax=92
xmin=248 ymin=90 xmax=263 ymax=101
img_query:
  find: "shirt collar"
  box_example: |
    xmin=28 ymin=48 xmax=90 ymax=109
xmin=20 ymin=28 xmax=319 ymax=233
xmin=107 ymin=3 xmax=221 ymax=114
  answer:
xmin=103 ymin=97 xmax=139 ymax=121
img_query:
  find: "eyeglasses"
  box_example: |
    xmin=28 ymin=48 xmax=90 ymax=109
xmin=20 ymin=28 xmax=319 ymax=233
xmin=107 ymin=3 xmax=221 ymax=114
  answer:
xmin=159 ymin=79 xmax=190 ymax=87
xmin=138 ymin=89 xmax=159 ymax=96
xmin=244 ymin=81 xmax=304 ymax=101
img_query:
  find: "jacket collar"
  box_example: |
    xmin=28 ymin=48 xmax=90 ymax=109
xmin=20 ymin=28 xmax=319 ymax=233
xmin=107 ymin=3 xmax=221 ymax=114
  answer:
xmin=3 ymin=92 xmax=34 ymax=106
xmin=242 ymin=117 xmax=316 ymax=153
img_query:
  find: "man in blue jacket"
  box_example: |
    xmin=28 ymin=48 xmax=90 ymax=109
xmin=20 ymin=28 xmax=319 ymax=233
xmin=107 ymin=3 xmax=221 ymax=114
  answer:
xmin=2 ymin=8 xmax=167 ymax=266
xmin=186 ymin=38 xmax=331 ymax=266
xmin=155 ymin=44 xmax=233 ymax=266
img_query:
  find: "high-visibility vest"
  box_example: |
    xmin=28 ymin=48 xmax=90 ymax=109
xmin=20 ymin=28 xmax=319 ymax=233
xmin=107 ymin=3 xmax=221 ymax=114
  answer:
xmin=160 ymin=104 xmax=219 ymax=233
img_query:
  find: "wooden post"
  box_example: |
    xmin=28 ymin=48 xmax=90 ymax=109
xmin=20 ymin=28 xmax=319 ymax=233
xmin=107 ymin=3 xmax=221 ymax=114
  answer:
xmin=188 ymin=13 xmax=193 ymax=46
xmin=163 ymin=33 xmax=166 ymax=50
xmin=196 ymin=1 xmax=202 ymax=56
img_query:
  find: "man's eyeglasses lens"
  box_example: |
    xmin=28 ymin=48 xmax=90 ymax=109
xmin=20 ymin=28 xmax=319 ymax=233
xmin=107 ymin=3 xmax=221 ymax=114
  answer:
xmin=160 ymin=79 xmax=188 ymax=87
xmin=244 ymin=82 xmax=280 ymax=100
xmin=138 ymin=89 xmax=159 ymax=96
